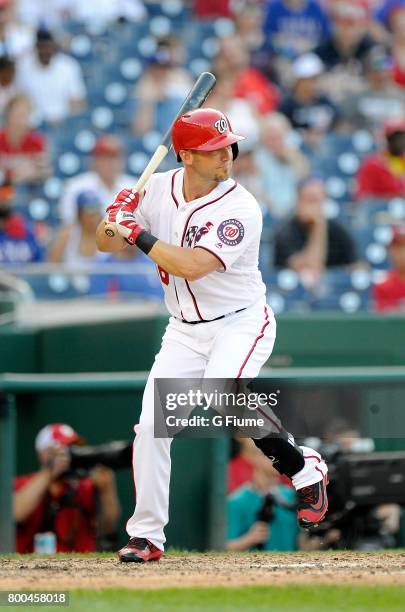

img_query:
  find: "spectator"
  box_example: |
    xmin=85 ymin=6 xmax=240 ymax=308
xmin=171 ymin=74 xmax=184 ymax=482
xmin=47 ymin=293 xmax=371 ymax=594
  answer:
xmin=17 ymin=0 xmax=146 ymax=29
xmin=233 ymin=1 xmax=265 ymax=55
xmin=255 ymin=112 xmax=310 ymax=218
xmin=315 ymin=1 xmax=376 ymax=102
xmin=226 ymin=444 xmax=298 ymax=551
xmin=16 ymin=28 xmax=86 ymax=124
xmin=373 ymin=225 xmax=405 ymax=312
xmin=0 ymin=54 xmax=17 ymax=113
xmin=0 ymin=0 xmax=33 ymax=58
xmin=0 ymin=176 xmax=43 ymax=263
xmin=0 ymin=94 xmax=49 ymax=183
xmin=193 ymin=0 xmax=233 ymax=18
xmin=274 ymin=177 xmax=357 ymax=284
xmin=68 ymin=0 xmax=146 ymax=29
xmin=204 ymin=72 xmax=260 ymax=147
xmin=389 ymin=3 xmax=405 ymax=88
xmin=278 ymin=53 xmax=339 ymax=142
xmin=262 ymin=0 xmax=330 ymax=58
xmin=16 ymin=0 xmax=70 ymax=30
xmin=48 ymin=190 xmax=104 ymax=266
xmin=232 ymin=145 xmax=264 ymax=205
xmin=132 ymin=38 xmax=192 ymax=136
xmin=228 ymin=438 xmax=256 ymax=494
xmin=59 ymin=135 xmax=135 ymax=225
xmin=374 ymin=0 xmax=405 ymax=83
xmin=341 ymin=45 xmax=405 ymax=130
xmin=213 ymin=35 xmax=280 ymax=115
xmin=302 ymin=419 xmax=402 ymax=550
xmin=355 ymin=118 xmax=405 ymax=199
xmin=14 ymin=423 xmax=121 ymax=553
xmin=316 ymin=1 xmax=375 ymax=68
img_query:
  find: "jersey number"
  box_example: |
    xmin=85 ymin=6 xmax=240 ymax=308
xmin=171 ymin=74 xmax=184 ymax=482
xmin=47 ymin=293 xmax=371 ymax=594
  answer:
xmin=158 ymin=265 xmax=169 ymax=286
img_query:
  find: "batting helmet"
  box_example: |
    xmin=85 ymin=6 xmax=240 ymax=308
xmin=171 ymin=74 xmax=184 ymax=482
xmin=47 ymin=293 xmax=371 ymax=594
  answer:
xmin=172 ymin=108 xmax=245 ymax=162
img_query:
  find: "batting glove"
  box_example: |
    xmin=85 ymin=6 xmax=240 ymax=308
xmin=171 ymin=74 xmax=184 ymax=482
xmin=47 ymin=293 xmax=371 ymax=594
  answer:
xmin=105 ymin=189 xmax=141 ymax=225
xmin=115 ymin=201 xmax=145 ymax=245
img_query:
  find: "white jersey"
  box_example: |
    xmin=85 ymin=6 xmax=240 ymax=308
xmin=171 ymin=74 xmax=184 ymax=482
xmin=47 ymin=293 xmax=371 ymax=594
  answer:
xmin=135 ymin=168 xmax=266 ymax=322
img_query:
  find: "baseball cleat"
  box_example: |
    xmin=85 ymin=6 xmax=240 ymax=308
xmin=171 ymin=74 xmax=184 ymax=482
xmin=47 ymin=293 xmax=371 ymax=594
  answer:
xmin=118 ymin=537 xmax=163 ymax=563
xmin=296 ymin=474 xmax=328 ymax=528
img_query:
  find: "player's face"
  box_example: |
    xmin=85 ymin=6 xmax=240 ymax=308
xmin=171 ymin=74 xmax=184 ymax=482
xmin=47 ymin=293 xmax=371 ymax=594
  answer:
xmin=188 ymin=146 xmax=233 ymax=183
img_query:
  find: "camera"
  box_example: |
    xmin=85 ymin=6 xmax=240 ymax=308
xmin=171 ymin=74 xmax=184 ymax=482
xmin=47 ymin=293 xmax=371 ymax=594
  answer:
xmin=255 ymin=490 xmax=296 ymax=550
xmin=306 ymin=440 xmax=405 ymax=549
xmin=66 ymin=440 xmax=133 ymax=477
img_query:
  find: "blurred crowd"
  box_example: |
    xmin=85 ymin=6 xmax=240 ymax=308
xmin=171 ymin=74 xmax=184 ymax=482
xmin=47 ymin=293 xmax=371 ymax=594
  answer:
xmin=0 ymin=0 xmax=405 ymax=312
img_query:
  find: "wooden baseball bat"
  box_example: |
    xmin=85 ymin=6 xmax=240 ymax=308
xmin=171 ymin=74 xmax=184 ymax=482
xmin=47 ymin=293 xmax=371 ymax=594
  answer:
xmin=104 ymin=71 xmax=216 ymax=237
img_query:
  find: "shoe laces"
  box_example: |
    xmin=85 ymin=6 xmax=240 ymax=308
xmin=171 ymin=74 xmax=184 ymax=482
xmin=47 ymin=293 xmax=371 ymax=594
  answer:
xmin=129 ymin=537 xmax=148 ymax=548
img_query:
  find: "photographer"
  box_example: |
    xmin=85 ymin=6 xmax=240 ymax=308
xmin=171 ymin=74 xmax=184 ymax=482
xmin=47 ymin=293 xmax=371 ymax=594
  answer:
xmin=14 ymin=423 xmax=120 ymax=553
xmin=300 ymin=421 xmax=402 ymax=550
xmin=226 ymin=443 xmax=298 ymax=551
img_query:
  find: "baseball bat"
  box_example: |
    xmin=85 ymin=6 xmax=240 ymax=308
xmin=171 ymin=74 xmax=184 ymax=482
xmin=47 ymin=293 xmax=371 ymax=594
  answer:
xmin=104 ymin=71 xmax=216 ymax=237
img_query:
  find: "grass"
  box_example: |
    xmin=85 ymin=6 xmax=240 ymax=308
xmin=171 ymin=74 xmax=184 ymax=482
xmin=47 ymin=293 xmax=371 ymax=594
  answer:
xmin=4 ymin=585 xmax=403 ymax=612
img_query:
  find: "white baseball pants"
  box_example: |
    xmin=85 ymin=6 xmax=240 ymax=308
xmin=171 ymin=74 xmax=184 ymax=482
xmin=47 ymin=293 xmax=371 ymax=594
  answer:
xmin=126 ymin=300 xmax=276 ymax=549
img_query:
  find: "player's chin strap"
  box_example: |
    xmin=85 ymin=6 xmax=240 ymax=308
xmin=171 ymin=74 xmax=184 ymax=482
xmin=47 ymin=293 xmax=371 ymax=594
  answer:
xmin=253 ymin=431 xmax=305 ymax=478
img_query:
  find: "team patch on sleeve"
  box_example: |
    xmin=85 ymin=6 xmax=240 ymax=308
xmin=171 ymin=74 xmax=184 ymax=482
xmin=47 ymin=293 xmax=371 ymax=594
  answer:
xmin=217 ymin=219 xmax=245 ymax=246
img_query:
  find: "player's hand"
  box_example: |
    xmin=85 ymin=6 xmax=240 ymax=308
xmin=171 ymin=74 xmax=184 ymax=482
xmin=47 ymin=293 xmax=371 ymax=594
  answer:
xmin=105 ymin=189 xmax=141 ymax=225
xmin=245 ymin=521 xmax=269 ymax=547
xmin=115 ymin=204 xmax=145 ymax=246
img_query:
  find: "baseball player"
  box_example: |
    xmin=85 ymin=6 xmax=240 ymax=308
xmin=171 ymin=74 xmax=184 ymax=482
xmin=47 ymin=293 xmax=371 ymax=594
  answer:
xmin=96 ymin=108 xmax=328 ymax=562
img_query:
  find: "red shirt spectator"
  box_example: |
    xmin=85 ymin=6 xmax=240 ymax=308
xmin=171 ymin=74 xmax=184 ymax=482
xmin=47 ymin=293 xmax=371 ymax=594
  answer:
xmin=374 ymin=270 xmax=405 ymax=312
xmin=228 ymin=454 xmax=254 ymax=493
xmin=0 ymin=130 xmax=44 ymax=154
xmin=193 ymin=0 xmax=232 ymax=18
xmin=373 ymin=225 xmax=405 ymax=312
xmin=393 ymin=61 xmax=405 ymax=88
xmin=234 ymin=67 xmax=279 ymax=114
xmin=355 ymin=153 xmax=405 ymax=199
xmin=0 ymin=94 xmax=48 ymax=183
xmin=14 ymin=474 xmax=97 ymax=553
xmin=13 ymin=423 xmax=120 ymax=554
xmin=355 ymin=118 xmax=405 ymax=199
xmin=213 ymin=36 xmax=279 ymax=115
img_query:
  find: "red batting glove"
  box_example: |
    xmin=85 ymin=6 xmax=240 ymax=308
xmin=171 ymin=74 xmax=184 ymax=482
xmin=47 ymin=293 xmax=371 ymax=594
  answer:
xmin=115 ymin=202 xmax=145 ymax=245
xmin=105 ymin=189 xmax=140 ymax=224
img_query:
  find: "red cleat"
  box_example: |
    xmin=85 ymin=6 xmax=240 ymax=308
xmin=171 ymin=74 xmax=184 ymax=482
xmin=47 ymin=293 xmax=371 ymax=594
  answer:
xmin=118 ymin=537 xmax=163 ymax=563
xmin=297 ymin=474 xmax=328 ymax=528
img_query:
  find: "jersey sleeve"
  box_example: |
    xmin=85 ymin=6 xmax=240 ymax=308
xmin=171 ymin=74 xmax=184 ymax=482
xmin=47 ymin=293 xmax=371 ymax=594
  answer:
xmin=193 ymin=204 xmax=262 ymax=270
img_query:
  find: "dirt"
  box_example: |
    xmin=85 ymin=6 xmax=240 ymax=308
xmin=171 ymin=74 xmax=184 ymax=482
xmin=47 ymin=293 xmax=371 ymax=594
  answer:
xmin=1 ymin=552 xmax=405 ymax=590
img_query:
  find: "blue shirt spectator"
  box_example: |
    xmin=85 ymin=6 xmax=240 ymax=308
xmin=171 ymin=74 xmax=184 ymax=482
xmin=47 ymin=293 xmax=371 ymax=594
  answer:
xmin=0 ymin=214 xmax=43 ymax=263
xmin=374 ymin=0 xmax=405 ymax=27
xmin=227 ymin=484 xmax=299 ymax=551
xmin=0 ymin=180 xmax=43 ymax=264
xmin=263 ymin=0 xmax=330 ymax=57
xmin=226 ymin=444 xmax=299 ymax=552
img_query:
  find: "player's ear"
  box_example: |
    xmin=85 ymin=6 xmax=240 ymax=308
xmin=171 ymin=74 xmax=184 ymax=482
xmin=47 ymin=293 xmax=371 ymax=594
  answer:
xmin=180 ymin=150 xmax=192 ymax=166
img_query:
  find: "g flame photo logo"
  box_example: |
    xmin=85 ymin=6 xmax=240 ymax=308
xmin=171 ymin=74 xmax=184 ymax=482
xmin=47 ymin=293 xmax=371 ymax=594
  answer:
xmin=217 ymin=219 xmax=245 ymax=246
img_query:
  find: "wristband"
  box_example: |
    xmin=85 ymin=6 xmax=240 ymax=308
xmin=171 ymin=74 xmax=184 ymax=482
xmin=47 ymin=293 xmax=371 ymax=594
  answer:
xmin=126 ymin=230 xmax=158 ymax=254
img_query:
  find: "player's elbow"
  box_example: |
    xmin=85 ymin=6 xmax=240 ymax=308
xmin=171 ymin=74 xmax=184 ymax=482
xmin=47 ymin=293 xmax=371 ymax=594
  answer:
xmin=182 ymin=267 xmax=207 ymax=282
xmin=181 ymin=251 xmax=220 ymax=281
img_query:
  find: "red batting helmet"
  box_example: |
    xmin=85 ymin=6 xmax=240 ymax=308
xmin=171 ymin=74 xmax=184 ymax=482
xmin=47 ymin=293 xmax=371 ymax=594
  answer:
xmin=172 ymin=108 xmax=245 ymax=162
